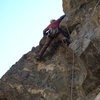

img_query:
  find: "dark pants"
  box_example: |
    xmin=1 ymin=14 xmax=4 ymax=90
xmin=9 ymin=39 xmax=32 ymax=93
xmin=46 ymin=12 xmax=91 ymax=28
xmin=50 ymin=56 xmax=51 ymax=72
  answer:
xmin=38 ymin=36 xmax=53 ymax=58
xmin=37 ymin=28 xmax=70 ymax=59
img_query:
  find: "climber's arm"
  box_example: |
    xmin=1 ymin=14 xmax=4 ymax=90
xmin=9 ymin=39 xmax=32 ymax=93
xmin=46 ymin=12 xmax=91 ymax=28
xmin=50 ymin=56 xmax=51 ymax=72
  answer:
xmin=59 ymin=14 xmax=66 ymax=20
xmin=43 ymin=29 xmax=48 ymax=36
xmin=43 ymin=25 xmax=50 ymax=36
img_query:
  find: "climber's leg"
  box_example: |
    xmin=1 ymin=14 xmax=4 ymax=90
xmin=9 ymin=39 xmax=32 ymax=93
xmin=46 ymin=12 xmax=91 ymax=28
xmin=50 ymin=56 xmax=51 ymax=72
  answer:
xmin=36 ymin=28 xmax=59 ymax=60
xmin=36 ymin=36 xmax=53 ymax=60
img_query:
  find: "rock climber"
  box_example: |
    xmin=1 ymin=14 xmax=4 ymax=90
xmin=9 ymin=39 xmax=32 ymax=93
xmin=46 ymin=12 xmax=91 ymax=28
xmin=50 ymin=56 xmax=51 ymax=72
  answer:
xmin=36 ymin=14 xmax=71 ymax=60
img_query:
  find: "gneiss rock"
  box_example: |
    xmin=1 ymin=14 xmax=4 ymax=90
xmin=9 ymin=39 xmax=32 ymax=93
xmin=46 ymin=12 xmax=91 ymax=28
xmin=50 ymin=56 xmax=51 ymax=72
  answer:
xmin=0 ymin=0 xmax=100 ymax=100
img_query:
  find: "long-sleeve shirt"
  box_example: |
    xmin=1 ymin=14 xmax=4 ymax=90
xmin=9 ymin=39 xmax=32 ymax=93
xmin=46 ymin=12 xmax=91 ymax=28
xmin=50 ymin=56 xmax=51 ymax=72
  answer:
xmin=44 ymin=15 xmax=66 ymax=33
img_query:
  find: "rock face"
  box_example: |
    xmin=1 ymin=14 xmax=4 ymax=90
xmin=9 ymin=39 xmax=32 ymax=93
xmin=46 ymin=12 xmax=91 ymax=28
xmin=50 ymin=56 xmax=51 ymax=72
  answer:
xmin=0 ymin=0 xmax=100 ymax=100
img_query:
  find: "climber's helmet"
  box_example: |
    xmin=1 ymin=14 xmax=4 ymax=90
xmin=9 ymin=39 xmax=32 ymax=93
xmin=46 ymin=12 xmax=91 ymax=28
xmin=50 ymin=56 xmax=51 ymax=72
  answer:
xmin=50 ymin=19 xmax=55 ymax=23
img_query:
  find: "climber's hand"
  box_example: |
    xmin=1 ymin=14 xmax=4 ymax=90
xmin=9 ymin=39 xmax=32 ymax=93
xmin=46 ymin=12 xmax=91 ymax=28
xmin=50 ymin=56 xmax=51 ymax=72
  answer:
xmin=43 ymin=30 xmax=50 ymax=37
xmin=43 ymin=29 xmax=47 ymax=36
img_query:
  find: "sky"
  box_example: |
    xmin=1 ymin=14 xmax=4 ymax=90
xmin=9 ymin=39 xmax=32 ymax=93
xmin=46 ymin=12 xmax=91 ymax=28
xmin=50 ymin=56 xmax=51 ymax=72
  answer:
xmin=0 ymin=0 xmax=64 ymax=78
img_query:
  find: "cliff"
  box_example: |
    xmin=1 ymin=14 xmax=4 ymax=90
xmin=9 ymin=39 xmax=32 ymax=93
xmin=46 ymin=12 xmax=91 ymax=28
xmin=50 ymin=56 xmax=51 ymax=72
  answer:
xmin=0 ymin=0 xmax=100 ymax=100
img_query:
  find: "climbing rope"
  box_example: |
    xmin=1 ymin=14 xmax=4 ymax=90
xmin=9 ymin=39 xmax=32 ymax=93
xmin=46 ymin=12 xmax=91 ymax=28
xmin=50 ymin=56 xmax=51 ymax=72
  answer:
xmin=66 ymin=23 xmax=71 ymax=37
xmin=70 ymin=51 xmax=75 ymax=100
xmin=66 ymin=18 xmax=75 ymax=100
xmin=65 ymin=1 xmax=100 ymax=100
xmin=66 ymin=23 xmax=75 ymax=100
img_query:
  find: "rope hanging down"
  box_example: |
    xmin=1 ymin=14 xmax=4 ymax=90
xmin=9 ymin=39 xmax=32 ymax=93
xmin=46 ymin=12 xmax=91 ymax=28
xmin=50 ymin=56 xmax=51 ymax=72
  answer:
xmin=65 ymin=0 xmax=100 ymax=100
xmin=70 ymin=51 xmax=75 ymax=100
xmin=65 ymin=16 xmax=75 ymax=100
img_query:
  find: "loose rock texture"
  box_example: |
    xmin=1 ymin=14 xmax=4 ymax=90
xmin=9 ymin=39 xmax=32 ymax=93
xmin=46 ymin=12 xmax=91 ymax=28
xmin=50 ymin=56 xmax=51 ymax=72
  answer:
xmin=0 ymin=0 xmax=100 ymax=100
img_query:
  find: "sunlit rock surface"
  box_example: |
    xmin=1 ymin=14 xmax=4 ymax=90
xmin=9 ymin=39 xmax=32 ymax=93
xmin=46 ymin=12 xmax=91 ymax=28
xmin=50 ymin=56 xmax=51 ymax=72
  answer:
xmin=0 ymin=0 xmax=100 ymax=99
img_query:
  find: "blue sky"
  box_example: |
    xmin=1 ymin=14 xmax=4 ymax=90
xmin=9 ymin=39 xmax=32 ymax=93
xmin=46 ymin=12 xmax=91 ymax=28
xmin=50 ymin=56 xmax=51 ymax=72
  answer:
xmin=0 ymin=0 xmax=64 ymax=78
